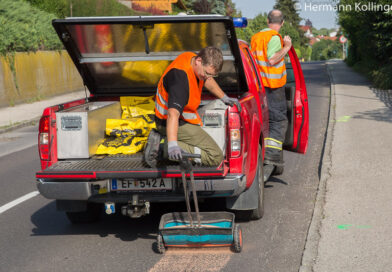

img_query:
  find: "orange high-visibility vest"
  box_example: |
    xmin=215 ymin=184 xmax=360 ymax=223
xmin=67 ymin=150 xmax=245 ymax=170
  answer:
xmin=155 ymin=52 xmax=204 ymax=125
xmin=251 ymin=29 xmax=287 ymax=88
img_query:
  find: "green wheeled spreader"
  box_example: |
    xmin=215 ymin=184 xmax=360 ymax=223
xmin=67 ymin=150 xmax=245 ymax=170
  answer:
xmin=157 ymin=154 xmax=243 ymax=253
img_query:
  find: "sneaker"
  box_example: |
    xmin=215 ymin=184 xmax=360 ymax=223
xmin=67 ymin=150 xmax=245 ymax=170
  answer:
xmin=144 ymin=129 xmax=161 ymax=167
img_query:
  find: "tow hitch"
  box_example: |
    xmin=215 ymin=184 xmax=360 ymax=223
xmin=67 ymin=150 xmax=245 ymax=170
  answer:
xmin=121 ymin=195 xmax=150 ymax=218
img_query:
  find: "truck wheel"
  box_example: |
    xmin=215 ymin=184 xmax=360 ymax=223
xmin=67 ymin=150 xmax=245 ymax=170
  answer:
xmin=232 ymin=224 xmax=243 ymax=253
xmin=232 ymin=145 xmax=265 ymax=221
xmin=65 ymin=203 xmax=101 ymax=224
xmin=250 ymin=145 xmax=265 ymax=220
xmin=156 ymin=234 xmax=166 ymax=254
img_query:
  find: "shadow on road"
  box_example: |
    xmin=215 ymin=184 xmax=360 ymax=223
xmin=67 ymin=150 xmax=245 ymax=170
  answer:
xmin=351 ymin=89 xmax=392 ymax=123
xmin=30 ymin=199 xmax=228 ymax=242
xmin=31 ymin=201 xmax=161 ymax=241
xmin=372 ymin=88 xmax=392 ymax=110
xmin=352 ymin=108 xmax=392 ymax=123
xmin=265 ymin=177 xmax=288 ymax=188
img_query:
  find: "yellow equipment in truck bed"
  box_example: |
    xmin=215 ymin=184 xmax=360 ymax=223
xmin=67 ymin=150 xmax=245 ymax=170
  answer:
xmin=96 ymin=96 xmax=156 ymax=155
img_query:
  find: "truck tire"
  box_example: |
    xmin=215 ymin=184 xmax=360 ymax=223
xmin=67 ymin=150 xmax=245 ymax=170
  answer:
xmin=65 ymin=203 xmax=102 ymax=224
xmin=233 ymin=146 xmax=264 ymax=221
xmin=250 ymin=146 xmax=265 ymax=220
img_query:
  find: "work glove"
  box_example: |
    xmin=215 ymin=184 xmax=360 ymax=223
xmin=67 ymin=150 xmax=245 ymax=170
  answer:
xmin=168 ymin=141 xmax=183 ymax=161
xmin=220 ymin=94 xmax=242 ymax=112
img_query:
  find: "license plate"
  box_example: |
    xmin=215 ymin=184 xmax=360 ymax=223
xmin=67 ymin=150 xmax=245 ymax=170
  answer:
xmin=111 ymin=178 xmax=173 ymax=191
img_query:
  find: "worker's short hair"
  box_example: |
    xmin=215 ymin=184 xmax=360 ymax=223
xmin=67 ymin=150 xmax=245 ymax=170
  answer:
xmin=268 ymin=10 xmax=284 ymax=24
xmin=197 ymin=46 xmax=223 ymax=72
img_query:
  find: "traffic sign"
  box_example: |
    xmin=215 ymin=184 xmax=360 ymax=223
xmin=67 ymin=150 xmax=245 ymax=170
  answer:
xmin=339 ymin=35 xmax=347 ymax=44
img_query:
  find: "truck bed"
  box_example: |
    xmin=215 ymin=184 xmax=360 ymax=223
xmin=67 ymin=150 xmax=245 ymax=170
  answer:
xmin=37 ymin=153 xmax=225 ymax=180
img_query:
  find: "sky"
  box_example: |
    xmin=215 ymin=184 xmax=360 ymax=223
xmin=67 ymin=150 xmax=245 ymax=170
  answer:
xmin=231 ymin=0 xmax=339 ymax=29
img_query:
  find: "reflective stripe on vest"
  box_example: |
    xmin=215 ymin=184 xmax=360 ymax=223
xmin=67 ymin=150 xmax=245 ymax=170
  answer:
xmin=260 ymin=70 xmax=287 ymax=79
xmin=156 ymin=89 xmax=168 ymax=107
xmin=155 ymin=99 xmax=167 ymax=116
xmin=155 ymin=52 xmax=203 ymax=125
xmin=256 ymin=59 xmax=285 ymax=69
xmin=251 ymin=30 xmax=287 ymax=88
xmin=182 ymin=111 xmax=199 ymax=121
xmin=155 ymin=93 xmax=200 ymax=123
xmin=265 ymin=138 xmax=283 ymax=150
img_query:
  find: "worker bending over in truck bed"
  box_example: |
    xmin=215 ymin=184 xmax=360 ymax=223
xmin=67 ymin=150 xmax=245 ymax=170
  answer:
xmin=144 ymin=46 xmax=241 ymax=167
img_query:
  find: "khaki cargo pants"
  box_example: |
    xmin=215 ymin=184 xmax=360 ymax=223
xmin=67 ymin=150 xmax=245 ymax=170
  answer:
xmin=156 ymin=123 xmax=223 ymax=166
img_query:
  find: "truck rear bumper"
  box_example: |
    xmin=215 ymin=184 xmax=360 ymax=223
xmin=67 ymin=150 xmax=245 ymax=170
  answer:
xmin=36 ymin=175 xmax=247 ymax=202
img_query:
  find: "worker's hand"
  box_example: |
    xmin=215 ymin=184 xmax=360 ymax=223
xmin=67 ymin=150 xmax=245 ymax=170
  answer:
xmin=220 ymin=95 xmax=242 ymax=112
xmin=168 ymin=141 xmax=183 ymax=161
xmin=283 ymin=36 xmax=292 ymax=48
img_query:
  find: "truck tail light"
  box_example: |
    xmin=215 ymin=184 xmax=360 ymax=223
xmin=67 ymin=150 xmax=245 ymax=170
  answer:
xmin=38 ymin=116 xmax=51 ymax=161
xmin=229 ymin=112 xmax=241 ymax=157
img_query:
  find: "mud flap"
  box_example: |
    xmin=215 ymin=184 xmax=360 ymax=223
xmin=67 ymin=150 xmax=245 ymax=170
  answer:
xmin=225 ymin=175 xmax=258 ymax=210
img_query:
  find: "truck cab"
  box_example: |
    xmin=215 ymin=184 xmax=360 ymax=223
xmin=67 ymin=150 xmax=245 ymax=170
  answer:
xmin=36 ymin=15 xmax=308 ymax=223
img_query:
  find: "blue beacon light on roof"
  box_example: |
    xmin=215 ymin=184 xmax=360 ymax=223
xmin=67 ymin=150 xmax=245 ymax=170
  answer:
xmin=233 ymin=17 xmax=248 ymax=28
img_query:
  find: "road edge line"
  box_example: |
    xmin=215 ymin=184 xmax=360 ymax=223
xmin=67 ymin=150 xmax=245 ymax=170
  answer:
xmin=0 ymin=191 xmax=40 ymax=214
xmin=299 ymin=60 xmax=337 ymax=272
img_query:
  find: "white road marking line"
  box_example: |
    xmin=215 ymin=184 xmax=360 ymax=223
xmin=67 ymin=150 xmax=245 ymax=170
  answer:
xmin=0 ymin=191 xmax=39 ymax=214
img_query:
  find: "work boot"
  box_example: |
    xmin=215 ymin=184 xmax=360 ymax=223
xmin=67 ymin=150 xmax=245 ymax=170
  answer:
xmin=264 ymin=151 xmax=284 ymax=167
xmin=263 ymin=158 xmax=284 ymax=167
xmin=144 ymin=129 xmax=161 ymax=167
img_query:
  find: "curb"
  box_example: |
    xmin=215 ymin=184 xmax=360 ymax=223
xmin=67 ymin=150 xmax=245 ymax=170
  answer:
xmin=0 ymin=117 xmax=40 ymax=135
xmin=299 ymin=61 xmax=337 ymax=272
xmin=0 ymin=89 xmax=87 ymax=135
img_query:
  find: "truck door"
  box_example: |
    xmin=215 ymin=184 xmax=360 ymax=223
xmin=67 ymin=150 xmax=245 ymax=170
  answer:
xmin=283 ymin=48 xmax=309 ymax=154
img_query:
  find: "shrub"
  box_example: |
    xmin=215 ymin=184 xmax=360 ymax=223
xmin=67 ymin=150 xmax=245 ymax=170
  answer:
xmin=25 ymin=0 xmax=142 ymax=18
xmin=372 ymin=64 xmax=392 ymax=90
xmin=0 ymin=0 xmax=63 ymax=54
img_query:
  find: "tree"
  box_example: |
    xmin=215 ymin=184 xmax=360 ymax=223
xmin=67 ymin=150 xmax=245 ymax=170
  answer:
xmin=312 ymin=28 xmax=331 ymax=37
xmin=193 ymin=0 xmax=212 ymax=14
xmin=338 ymin=0 xmax=392 ymax=89
xmin=225 ymin=0 xmax=241 ymax=17
xmin=311 ymin=39 xmax=342 ymax=61
xmin=274 ymin=0 xmax=309 ymax=58
xmin=24 ymin=0 xmax=139 ymax=17
xmin=181 ymin=0 xmax=235 ymax=15
xmin=273 ymin=0 xmax=301 ymax=28
xmin=235 ymin=13 xmax=268 ymax=43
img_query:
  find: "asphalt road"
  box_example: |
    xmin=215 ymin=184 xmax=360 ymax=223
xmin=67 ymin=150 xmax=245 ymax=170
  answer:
xmin=0 ymin=61 xmax=330 ymax=272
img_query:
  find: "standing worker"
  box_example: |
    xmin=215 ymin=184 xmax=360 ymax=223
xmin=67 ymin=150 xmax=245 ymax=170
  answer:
xmin=251 ymin=9 xmax=291 ymax=167
xmin=144 ymin=46 xmax=241 ymax=167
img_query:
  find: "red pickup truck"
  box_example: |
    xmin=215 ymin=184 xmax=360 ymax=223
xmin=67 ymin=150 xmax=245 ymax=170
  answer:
xmin=36 ymin=16 xmax=308 ymax=223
